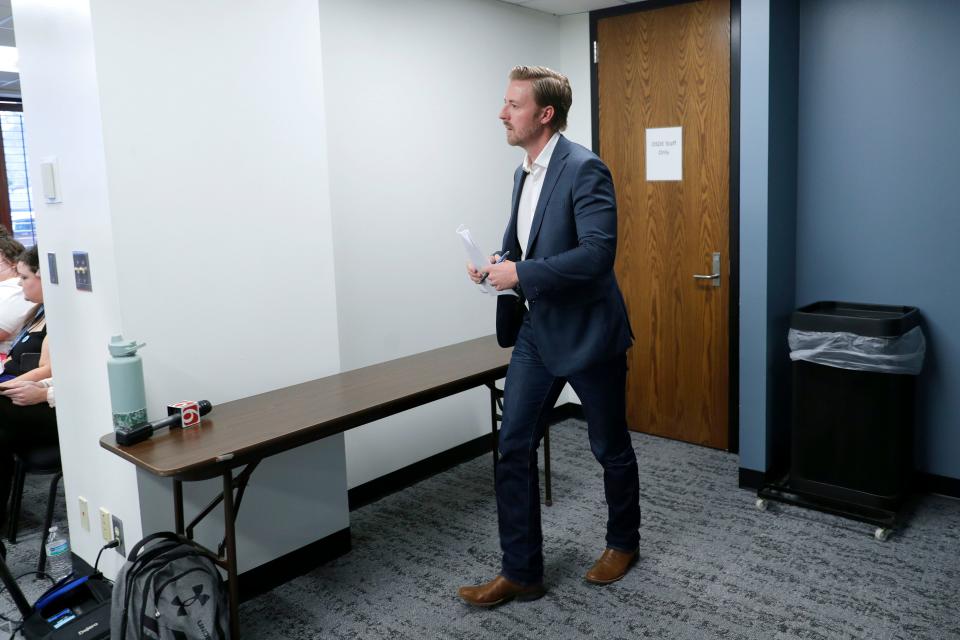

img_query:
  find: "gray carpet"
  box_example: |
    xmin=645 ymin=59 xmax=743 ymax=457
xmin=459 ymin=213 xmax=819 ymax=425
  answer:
xmin=2 ymin=420 xmax=958 ymax=638
xmin=242 ymin=419 xmax=959 ymax=640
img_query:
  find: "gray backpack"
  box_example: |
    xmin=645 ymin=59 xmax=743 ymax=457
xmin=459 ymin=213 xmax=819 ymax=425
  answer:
xmin=111 ymin=532 xmax=230 ymax=640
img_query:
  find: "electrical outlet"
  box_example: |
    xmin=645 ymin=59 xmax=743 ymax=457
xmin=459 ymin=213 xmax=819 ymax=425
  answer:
xmin=78 ymin=497 xmax=90 ymax=531
xmin=73 ymin=251 xmax=92 ymax=291
xmin=99 ymin=507 xmax=112 ymax=541
xmin=111 ymin=514 xmax=125 ymax=556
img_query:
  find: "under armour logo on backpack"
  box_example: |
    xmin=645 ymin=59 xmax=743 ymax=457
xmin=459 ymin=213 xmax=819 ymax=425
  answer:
xmin=172 ymin=584 xmax=211 ymax=616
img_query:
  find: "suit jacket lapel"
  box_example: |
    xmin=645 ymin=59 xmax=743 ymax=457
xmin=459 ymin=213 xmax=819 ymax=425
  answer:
xmin=525 ymin=135 xmax=569 ymax=258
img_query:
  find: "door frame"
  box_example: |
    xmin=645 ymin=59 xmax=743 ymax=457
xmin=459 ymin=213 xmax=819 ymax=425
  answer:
xmin=588 ymin=0 xmax=741 ymax=454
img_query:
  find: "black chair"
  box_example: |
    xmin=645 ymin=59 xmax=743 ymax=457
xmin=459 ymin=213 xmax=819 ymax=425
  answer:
xmin=6 ymin=446 xmax=62 ymax=573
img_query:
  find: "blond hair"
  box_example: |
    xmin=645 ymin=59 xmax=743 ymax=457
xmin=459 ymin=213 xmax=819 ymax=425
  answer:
xmin=509 ymin=65 xmax=572 ymax=132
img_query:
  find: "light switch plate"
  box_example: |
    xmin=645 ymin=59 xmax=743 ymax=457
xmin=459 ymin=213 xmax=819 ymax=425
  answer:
xmin=73 ymin=251 xmax=92 ymax=291
xmin=47 ymin=253 xmax=58 ymax=284
xmin=40 ymin=157 xmax=62 ymax=203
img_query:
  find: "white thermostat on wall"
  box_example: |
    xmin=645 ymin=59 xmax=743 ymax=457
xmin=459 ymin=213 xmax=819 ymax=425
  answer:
xmin=40 ymin=156 xmax=62 ymax=203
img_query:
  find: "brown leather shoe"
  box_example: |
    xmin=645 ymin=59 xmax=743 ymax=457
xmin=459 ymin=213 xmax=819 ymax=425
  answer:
xmin=585 ymin=548 xmax=638 ymax=584
xmin=458 ymin=575 xmax=545 ymax=607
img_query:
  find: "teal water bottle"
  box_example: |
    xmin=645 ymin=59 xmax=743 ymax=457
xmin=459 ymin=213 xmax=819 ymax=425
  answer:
xmin=107 ymin=335 xmax=147 ymax=434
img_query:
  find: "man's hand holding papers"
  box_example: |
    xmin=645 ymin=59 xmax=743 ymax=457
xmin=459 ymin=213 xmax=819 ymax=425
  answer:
xmin=458 ymin=225 xmax=518 ymax=297
xmin=479 ymin=251 xmax=519 ymax=291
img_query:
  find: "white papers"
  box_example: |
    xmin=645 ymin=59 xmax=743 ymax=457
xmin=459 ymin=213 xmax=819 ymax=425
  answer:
xmin=646 ymin=126 xmax=683 ymax=181
xmin=456 ymin=225 xmax=517 ymax=297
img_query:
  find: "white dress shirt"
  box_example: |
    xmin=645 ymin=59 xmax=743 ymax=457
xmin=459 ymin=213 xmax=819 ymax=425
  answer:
xmin=0 ymin=277 xmax=36 ymax=354
xmin=516 ymin=132 xmax=561 ymax=259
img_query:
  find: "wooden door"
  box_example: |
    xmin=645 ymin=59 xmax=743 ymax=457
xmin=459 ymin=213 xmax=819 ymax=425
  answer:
xmin=597 ymin=0 xmax=731 ymax=449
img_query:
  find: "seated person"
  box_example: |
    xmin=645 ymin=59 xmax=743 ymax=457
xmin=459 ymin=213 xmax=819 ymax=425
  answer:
xmin=0 ymin=378 xmax=57 ymax=528
xmin=0 ymin=246 xmax=54 ymax=528
xmin=0 ymin=236 xmax=36 ymax=358
xmin=0 ymin=246 xmax=48 ymax=384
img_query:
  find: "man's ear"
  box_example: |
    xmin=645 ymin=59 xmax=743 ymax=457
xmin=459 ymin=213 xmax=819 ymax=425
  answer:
xmin=538 ymin=105 xmax=555 ymax=126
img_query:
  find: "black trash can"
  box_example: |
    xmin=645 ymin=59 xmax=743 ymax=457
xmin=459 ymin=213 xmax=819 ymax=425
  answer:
xmin=788 ymin=301 xmax=924 ymax=515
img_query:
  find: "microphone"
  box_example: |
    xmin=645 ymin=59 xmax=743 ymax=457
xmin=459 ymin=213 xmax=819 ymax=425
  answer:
xmin=150 ymin=400 xmax=213 ymax=431
xmin=116 ymin=400 xmax=213 ymax=446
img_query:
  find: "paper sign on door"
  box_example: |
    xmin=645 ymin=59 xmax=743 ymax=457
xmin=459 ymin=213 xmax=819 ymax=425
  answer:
xmin=646 ymin=126 xmax=682 ymax=181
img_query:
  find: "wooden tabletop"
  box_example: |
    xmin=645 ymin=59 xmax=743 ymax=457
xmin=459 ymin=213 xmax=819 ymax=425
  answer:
xmin=100 ymin=335 xmax=511 ymax=481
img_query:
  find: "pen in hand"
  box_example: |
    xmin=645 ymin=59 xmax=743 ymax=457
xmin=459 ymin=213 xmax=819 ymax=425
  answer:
xmin=479 ymin=251 xmax=510 ymax=284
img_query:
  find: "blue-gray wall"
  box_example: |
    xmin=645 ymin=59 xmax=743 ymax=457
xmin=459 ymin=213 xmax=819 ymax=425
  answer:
xmin=739 ymin=0 xmax=798 ymax=474
xmin=738 ymin=0 xmax=771 ymax=473
xmin=795 ymin=0 xmax=960 ymax=479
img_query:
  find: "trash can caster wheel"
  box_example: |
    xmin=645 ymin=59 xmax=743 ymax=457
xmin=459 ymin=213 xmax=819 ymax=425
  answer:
xmin=755 ymin=498 xmax=768 ymax=511
xmin=874 ymin=527 xmax=891 ymax=542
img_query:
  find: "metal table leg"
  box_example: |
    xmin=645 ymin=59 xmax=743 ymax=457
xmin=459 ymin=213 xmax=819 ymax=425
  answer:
xmin=543 ymin=425 xmax=552 ymax=507
xmin=173 ymin=479 xmax=185 ymax=535
xmin=222 ymin=470 xmax=241 ymax=639
xmin=487 ymin=383 xmax=502 ymax=476
xmin=171 ymin=465 xmax=257 ymax=637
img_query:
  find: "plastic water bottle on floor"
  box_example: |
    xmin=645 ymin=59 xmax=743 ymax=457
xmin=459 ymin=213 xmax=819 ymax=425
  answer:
xmin=45 ymin=526 xmax=73 ymax=581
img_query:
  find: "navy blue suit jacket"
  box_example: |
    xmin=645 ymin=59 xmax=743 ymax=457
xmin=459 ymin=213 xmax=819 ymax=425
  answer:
xmin=496 ymin=135 xmax=633 ymax=377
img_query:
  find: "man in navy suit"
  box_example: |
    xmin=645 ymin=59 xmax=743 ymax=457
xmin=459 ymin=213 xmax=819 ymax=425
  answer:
xmin=460 ymin=66 xmax=641 ymax=607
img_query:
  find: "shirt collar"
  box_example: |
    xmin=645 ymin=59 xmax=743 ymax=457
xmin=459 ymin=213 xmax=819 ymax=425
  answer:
xmin=522 ymin=131 xmax=561 ymax=174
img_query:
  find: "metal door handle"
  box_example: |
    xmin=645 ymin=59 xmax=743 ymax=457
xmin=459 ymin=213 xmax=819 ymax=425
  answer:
xmin=693 ymin=252 xmax=721 ymax=287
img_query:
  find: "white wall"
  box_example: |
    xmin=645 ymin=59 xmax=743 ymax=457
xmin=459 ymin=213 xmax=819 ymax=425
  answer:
xmin=89 ymin=0 xmax=342 ymax=399
xmin=13 ymin=0 xmax=348 ymax=576
xmin=560 ymin=12 xmax=593 ymax=148
xmin=12 ymin=0 xmax=601 ymax=574
xmin=11 ymin=0 xmax=134 ymax=578
xmin=317 ymin=0 xmax=577 ymax=487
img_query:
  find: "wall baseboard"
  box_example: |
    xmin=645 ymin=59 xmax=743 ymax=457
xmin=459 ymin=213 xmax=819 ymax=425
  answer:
xmin=238 ymin=527 xmax=351 ymax=602
xmin=348 ymin=402 xmax=584 ymax=511
xmin=69 ymin=529 xmax=352 ymax=600
xmin=233 ymin=402 xmax=584 ymax=594
xmin=738 ymin=467 xmax=765 ymax=490
xmin=65 ymin=405 xmax=583 ymax=592
xmin=78 ymin=414 xmax=956 ymax=600
xmin=71 ymin=467 xmax=952 ymax=593
xmin=237 ymin=404 xmax=584 ymax=597
xmin=348 ymin=433 xmax=491 ymax=512
xmin=916 ymin=472 xmax=960 ymax=500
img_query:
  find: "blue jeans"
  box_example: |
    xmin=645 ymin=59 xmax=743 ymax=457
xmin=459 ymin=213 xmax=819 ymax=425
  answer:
xmin=497 ymin=316 xmax=641 ymax=586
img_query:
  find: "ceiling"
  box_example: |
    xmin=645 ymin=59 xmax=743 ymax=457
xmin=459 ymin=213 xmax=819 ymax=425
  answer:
xmin=0 ymin=1 xmax=12 ymax=47
xmin=497 ymin=0 xmax=642 ymax=16
xmin=0 ymin=0 xmax=645 ymax=100
xmin=0 ymin=0 xmax=16 ymax=97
